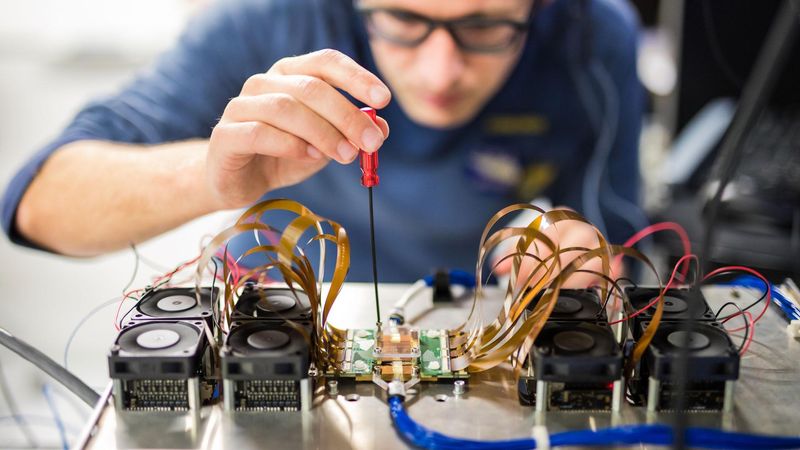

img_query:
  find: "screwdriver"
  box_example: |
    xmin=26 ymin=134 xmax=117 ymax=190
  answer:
xmin=359 ymin=107 xmax=381 ymax=326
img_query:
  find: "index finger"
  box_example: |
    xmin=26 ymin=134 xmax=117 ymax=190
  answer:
xmin=269 ymin=49 xmax=391 ymax=109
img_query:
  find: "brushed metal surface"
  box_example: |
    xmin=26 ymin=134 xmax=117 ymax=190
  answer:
xmin=81 ymin=284 xmax=800 ymax=449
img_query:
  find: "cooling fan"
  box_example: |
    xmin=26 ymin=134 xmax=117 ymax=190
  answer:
xmin=108 ymin=320 xmax=207 ymax=412
xmin=520 ymin=321 xmax=623 ymax=412
xmin=527 ymin=288 xmax=607 ymax=322
xmin=221 ymin=321 xmax=312 ymax=412
xmin=625 ymin=287 xmax=715 ymax=337
xmin=232 ymin=285 xmax=312 ymax=322
xmin=640 ymin=321 xmax=740 ymax=412
xmin=130 ymin=287 xmax=216 ymax=323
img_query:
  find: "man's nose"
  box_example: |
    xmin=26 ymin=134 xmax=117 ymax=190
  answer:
xmin=415 ymin=28 xmax=466 ymax=92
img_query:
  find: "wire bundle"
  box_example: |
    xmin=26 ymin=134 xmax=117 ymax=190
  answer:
xmin=388 ymin=396 xmax=800 ymax=450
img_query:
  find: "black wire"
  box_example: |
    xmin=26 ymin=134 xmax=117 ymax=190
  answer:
xmin=0 ymin=328 xmax=99 ymax=407
xmin=209 ymin=257 xmax=220 ymax=330
xmin=715 ymin=302 xmax=750 ymax=353
xmin=599 ymin=277 xmax=637 ymax=314
xmin=704 ymin=271 xmax=770 ymax=316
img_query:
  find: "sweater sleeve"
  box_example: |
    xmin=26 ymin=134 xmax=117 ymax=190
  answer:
xmin=1 ymin=0 xmax=265 ymax=249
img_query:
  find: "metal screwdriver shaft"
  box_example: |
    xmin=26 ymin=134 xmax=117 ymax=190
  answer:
xmin=368 ymin=186 xmax=380 ymax=324
xmin=359 ymin=107 xmax=382 ymax=326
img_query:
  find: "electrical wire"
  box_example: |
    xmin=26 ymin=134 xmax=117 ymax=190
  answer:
xmin=620 ymin=222 xmax=693 ymax=279
xmin=580 ymin=62 xmax=618 ymax=237
xmin=715 ymin=302 xmax=750 ymax=354
xmin=122 ymin=243 xmax=140 ymax=300
xmin=0 ymin=327 xmax=98 ymax=407
xmin=703 ymin=266 xmax=772 ymax=328
xmin=42 ymin=385 xmax=68 ymax=450
xmin=706 ymin=272 xmax=770 ymax=318
xmin=388 ymin=395 xmax=800 ymax=449
xmin=608 ymin=254 xmax=698 ymax=325
xmin=63 ymin=296 xmax=122 ymax=370
xmin=0 ymin=414 xmax=82 ymax=448
xmin=598 ymin=276 xmax=637 ymax=314
xmin=719 ymin=276 xmax=800 ymax=321
xmin=0 ymin=358 xmax=37 ymax=448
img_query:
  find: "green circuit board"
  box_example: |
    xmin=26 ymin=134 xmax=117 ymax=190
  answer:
xmin=331 ymin=328 xmax=467 ymax=381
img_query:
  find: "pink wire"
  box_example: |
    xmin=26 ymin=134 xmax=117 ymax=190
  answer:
xmin=618 ymin=222 xmax=692 ymax=279
xmin=608 ymin=254 xmax=698 ymax=325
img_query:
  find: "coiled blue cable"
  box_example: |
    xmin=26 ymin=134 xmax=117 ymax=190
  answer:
xmin=388 ymin=396 xmax=800 ymax=449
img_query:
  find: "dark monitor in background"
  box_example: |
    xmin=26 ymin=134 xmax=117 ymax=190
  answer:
xmin=677 ymin=0 xmax=800 ymax=133
xmin=661 ymin=0 xmax=800 ymax=280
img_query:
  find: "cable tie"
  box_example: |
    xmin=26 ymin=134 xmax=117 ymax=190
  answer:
xmin=532 ymin=425 xmax=550 ymax=450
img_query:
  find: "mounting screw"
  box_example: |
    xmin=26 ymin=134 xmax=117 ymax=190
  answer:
xmin=453 ymin=380 xmax=466 ymax=396
xmin=327 ymin=380 xmax=338 ymax=396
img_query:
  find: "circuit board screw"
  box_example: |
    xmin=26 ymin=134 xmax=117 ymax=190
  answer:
xmin=453 ymin=380 xmax=466 ymax=396
xmin=327 ymin=380 xmax=338 ymax=396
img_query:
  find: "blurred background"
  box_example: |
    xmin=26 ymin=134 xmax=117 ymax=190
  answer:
xmin=0 ymin=0 xmax=797 ymax=447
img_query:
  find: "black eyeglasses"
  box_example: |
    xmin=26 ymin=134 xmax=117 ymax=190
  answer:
xmin=357 ymin=7 xmax=531 ymax=54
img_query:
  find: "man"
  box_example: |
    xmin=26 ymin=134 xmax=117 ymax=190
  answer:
xmin=2 ymin=0 xmax=642 ymax=282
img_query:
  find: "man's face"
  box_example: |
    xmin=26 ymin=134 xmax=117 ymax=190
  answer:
xmin=360 ymin=0 xmax=534 ymax=129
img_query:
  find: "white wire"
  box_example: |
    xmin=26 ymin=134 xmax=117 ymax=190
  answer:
xmin=393 ymin=279 xmax=427 ymax=311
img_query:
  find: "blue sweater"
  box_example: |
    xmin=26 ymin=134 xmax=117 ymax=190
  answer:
xmin=1 ymin=0 xmax=643 ymax=282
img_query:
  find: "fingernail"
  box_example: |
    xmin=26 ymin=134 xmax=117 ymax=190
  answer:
xmin=306 ymin=146 xmax=322 ymax=160
xmin=361 ymin=127 xmax=383 ymax=152
xmin=337 ymin=140 xmax=358 ymax=162
xmin=370 ymin=86 xmax=389 ymax=105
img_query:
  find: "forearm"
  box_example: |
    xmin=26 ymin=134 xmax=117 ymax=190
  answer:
xmin=15 ymin=139 xmax=220 ymax=256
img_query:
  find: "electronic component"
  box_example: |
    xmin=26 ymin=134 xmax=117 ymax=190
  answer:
xmin=129 ymin=287 xmax=216 ymax=326
xmin=526 ymin=288 xmax=607 ymax=322
xmin=232 ymin=285 xmax=312 ymax=322
xmin=625 ymin=287 xmax=715 ymax=338
xmin=519 ymin=321 xmax=623 ymax=412
xmin=108 ymin=320 xmax=210 ymax=413
xmin=639 ymin=321 xmax=739 ymax=412
xmin=331 ymin=327 xmax=466 ymax=381
xmin=221 ymin=321 xmax=311 ymax=412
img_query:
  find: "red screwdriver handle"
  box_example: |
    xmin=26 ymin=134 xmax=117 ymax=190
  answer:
xmin=359 ymin=107 xmax=380 ymax=188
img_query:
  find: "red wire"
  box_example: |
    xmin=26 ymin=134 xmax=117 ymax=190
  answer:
xmin=619 ymin=222 xmax=692 ymax=279
xmin=739 ymin=311 xmax=754 ymax=355
xmin=608 ymin=254 xmax=698 ymax=325
xmin=113 ymin=254 xmax=202 ymax=330
xmin=703 ymin=265 xmax=772 ymax=328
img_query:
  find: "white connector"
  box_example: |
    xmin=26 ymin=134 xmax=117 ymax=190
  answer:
xmin=787 ymin=320 xmax=800 ymax=339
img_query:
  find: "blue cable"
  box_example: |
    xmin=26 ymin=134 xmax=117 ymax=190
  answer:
xmin=388 ymin=396 xmax=800 ymax=449
xmin=42 ymin=384 xmax=69 ymax=450
xmin=422 ymin=270 xmax=476 ymax=289
xmin=718 ymin=275 xmax=800 ymax=321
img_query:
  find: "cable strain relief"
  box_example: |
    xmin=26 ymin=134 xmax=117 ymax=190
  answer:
xmin=387 ymin=379 xmax=406 ymax=398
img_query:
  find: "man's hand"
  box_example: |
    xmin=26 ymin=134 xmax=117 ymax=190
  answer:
xmin=493 ymin=208 xmax=622 ymax=289
xmin=207 ymin=49 xmax=392 ymax=209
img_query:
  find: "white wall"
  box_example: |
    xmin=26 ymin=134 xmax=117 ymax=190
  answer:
xmin=0 ymin=2 xmax=232 ymax=448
